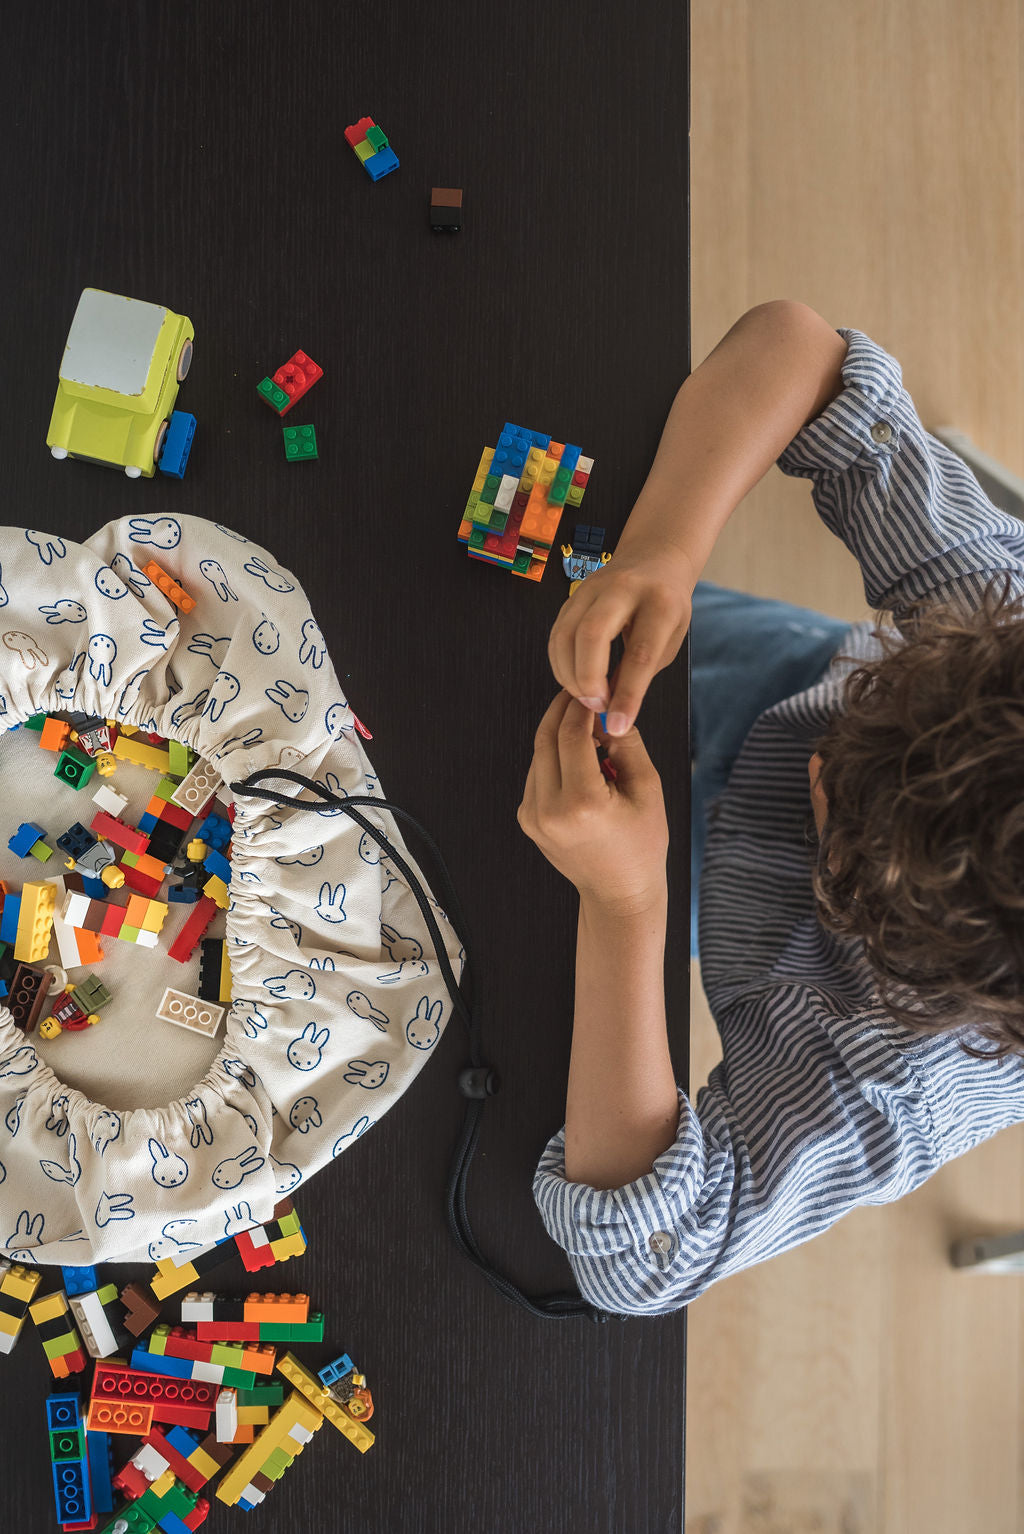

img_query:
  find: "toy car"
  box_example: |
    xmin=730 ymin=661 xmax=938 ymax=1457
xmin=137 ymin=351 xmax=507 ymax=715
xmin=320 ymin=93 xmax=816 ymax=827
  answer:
xmin=46 ymin=287 xmax=194 ymax=478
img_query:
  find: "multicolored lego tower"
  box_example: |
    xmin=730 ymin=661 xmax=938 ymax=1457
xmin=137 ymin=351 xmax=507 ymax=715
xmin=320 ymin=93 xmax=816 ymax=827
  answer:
xmin=457 ymin=423 xmax=593 ymax=581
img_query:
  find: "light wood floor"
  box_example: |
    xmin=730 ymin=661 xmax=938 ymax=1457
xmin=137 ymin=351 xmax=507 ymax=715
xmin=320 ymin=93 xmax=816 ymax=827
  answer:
xmin=686 ymin=3 xmax=1024 ymax=1531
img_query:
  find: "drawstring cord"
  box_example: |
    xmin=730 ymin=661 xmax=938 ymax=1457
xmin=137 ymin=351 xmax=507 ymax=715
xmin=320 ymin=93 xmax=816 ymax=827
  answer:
xmin=229 ymin=767 xmax=605 ymax=1322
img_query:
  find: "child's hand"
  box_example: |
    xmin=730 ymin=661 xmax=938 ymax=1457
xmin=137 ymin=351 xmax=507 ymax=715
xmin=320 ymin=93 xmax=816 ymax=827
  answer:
xmin=548 ymin=545 xmax=694 ymax=736
xmin=517 ymin=691 xmax=668 ymax=909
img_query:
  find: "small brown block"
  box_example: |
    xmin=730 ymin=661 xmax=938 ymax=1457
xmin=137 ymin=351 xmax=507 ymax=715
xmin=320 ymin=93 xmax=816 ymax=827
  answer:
xmin=197 ymin=1430 xmax=237 ymax=1470
xmin=252 ymin=1472 xmax=276 ymax=1493
xmin=9 ymin=964 xmax=53 ymax=1032
xmin=430 ymin=187 xmax=463 ymax=207
xmin=63 ymin=871 xmax=89 ymax=895
xmin=81 ymin=902 xmax=107 ymax=934
xmin=120 ymin=1280 xmax=162 ymax=1337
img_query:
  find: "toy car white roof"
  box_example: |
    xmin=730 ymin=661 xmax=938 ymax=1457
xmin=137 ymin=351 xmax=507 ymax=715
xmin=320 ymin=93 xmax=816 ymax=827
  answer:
xmin=59 ymin=288 xmax=168 ymax=396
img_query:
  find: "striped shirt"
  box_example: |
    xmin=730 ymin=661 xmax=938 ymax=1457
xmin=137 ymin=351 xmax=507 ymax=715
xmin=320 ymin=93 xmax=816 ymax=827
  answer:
xmin=533 ymin=327 xmax=1024 ymax=1315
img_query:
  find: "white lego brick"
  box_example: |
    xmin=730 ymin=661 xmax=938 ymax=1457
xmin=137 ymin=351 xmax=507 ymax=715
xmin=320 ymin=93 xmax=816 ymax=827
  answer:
xmin=192 ymin=1359 xmax=226 ymax=1386
xmin=494 ymin=473 xmax=519 ymax=512
xmin=61 ymin=890 xmax=92 ymax=927
xmin=0 ymin=1328 xmax=17 ymax=1356
xmin=245 ymin=1225 xmax=270 ymax=1250
xmin=578 ymin=454 xmax=594 ymax=474
xmin=215 ymin=1387 xmax=238 ymax=1442
xmin=289 ymin=1421 xmax=317 ymax=1446
xmin=171 ymin=758 xmax=220 ymax=813
xmin=239 ymin=1483 xmax=265 ymax=1507
xmin=180 ymin=1292 xmax=216 ymax=1322
xmin=133 ymin=1441 xmax=172 ymax=1481
xmin=69 ymin=1290 xmax=120 ymax=1358
xmin=50 ymin=917 xmax=88 ymax=970
xmin=92 ymin=783 xmax=129 ymax=817
xmin=156 ymin=987 xmax=224 ymax=1039
xmin=131 ymin=928 xmax=160 ymax=949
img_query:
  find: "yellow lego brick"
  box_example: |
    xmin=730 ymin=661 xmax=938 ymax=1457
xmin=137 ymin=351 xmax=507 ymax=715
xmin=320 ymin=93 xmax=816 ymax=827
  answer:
xmin=237 ymin=1405 xmax=270 ymax=1426
xmin=187 ymin=1443 xmax=224 ymax=1481
xmin=219 ymin=944 xmax=232 ymax=1004
xmin=215 ymin=1391 xmax=323 ymax=1506
xmin=113 ymin=734 xmax=171 ymax=772
xmin=29 ymin=1291 xmax=69 ymax=1326
xmin=268 ymin=1231 xmax=307 ymax=1261
xmin=150 ymin=1260 xmax=201 ymax=1301
xmin=140 ymin=899 xmax=169 ymax=934
xmin=203 ymin=875 xmax=229 ymax=909
xmin=14 ymin=881 xmax=56 ymax=962
xmin=2 ymin=1262 xmax=43 ymax=1306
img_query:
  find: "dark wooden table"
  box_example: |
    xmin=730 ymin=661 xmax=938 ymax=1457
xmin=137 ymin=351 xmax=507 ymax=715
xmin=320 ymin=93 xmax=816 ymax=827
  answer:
xmin=1 ymin=4 xmax=691 ymax=1529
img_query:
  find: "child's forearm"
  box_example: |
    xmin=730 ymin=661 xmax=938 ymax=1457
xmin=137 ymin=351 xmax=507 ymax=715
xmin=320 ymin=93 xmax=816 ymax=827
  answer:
xmin=563 ymin=885 xmax=678 ymax=1190
xmin=620 ymin=299 xmax=849 ymax=588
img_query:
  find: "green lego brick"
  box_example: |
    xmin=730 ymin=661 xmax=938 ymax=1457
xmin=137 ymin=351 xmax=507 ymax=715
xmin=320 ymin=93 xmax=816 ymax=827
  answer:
xmin=219 ymin=1363 xmax=258 ymax=1389
xmin=237 ymin=1384 xmax=284 ymax=1407
xmin=547 ymin=481 xmax=568 ymax=506
xmin=276 ymin=1210 xmax=302 ymax=1237
xmin=488 ymin=509 xmax=509 ymax=534
xmin=469 ymin=529 xmax=486 ymax=550
xmin=512 ymin=551 xmax=532 ymax=574
xmin=283 ymin=424 xmax=318 ymax=462
xmin=24 ymin=713 xmax=47 ymax=731
xmin=257 ymin=377 xmax=289 ymax=413
xmin=146 ymin=1324 xmax=171 ymax=1355
xmin=54 ymin=747 xmax=95 ymax=790
xmin=42 ymin=1328 xmax=80 ymax=1361
xmin=366 ymin=124 xmax=389 ymax=150
xmin=262 ymin=1445 xmax=294 ymax=1481
xmin=209 ymin=1342 xmax=244 ymax=1368
xmin=166 ymin=742 xmax=196 ymax=779
xmin=119 ymin=925 xmax=141 ymax=944
xmin=285 ymin=1313 xmax=324 ymax=1343
xmin=29 ymin=840 xmax=53 ymax=863
xmin=154 ymin=775 xmax=184 ymax=802
xmin=49 ymin=1426 xmax=85 ymax=1461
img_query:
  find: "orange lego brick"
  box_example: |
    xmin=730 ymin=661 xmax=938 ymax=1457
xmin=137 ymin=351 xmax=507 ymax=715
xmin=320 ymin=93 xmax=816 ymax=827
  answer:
xmin=242 ymin=1294 xmax=309 ymax=1325
xmin=239 ymin=1342 xmax=277 ymax=1376
xmin=87 ymin=1397 xmax=156 ymax=1436
xmin=143 ymin=560 xmax=197 ymax=614
xmin=39 ymin=717 xmax=71 ymax=753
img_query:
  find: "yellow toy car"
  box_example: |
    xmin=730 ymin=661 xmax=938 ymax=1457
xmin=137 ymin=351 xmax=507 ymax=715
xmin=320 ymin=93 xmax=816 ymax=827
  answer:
xmin=46 ymin=287 xmax=194 ymax=478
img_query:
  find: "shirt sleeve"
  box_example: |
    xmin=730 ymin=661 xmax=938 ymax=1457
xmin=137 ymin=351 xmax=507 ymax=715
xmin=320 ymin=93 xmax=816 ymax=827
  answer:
xmin=776 ymin=328 xmax=1024 ymax=624
xmin=532 ymin=1015 xmax=943 ymax=1316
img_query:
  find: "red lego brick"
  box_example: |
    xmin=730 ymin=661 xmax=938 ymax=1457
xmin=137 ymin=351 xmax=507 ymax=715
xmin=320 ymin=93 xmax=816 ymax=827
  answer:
xmin=90 ymin=811 xmax=149 ymax=855
xmin=153 ymin=799 xmax=194 ymax=833
xmin=233 ymin=1230 xmax=277 ymax=1273
xmin=91 ymin=1361 xmax=216 ymax=1429
xmin=344 ymin=116 xmax=375 ymax=146
xmin=121 ymin=864 xmax=163 ymax=898
xmin=195 ymin=1321 xmax=260 ymax=1342
xmin=100 ymin=904 xmax=126 ymax=938
xmin=167 ymin=897 xmax=218 ymax=964
xmin=272 ymin=351 xmax=323 ymax=416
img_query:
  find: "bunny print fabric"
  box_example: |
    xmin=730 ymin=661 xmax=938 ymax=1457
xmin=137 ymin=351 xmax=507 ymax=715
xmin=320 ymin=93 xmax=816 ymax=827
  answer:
xmin=0 ymin=516 xmax=463 ymax=1264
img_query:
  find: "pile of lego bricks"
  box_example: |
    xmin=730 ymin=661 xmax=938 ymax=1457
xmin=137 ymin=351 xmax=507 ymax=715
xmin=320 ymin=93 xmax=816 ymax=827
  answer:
xmin=1 ymin=1197 xmax=376 ymax=1531
xmin=456 ymin=421 xmax=594 ymax=581
xmin=0 ymin=670 xmax=236 ymax=1041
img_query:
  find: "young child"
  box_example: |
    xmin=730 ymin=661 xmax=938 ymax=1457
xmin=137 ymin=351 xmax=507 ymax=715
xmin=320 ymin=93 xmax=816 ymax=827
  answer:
xmin=518 ymin=299 xmax=1024 ymax=1315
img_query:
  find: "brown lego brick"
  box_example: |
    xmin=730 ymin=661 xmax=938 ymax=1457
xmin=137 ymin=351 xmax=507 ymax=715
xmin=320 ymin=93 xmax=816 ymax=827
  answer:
xmin=119 ymin=1281 xmax=162 ymax=1337
xmin=430 ymin=187 xmax=462 ymax=207
xmin=8 ymin=964 xmax=53 ymax=1032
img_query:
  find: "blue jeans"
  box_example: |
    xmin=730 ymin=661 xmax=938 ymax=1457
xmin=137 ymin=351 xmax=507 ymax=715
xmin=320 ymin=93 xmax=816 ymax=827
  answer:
xmin=689 ymin=582 xmax=850 ymax=957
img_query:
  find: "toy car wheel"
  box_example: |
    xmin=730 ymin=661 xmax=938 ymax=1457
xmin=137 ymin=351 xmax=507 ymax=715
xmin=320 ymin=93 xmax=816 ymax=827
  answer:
xmin=125 ymin=465 xmax=142 ymax=479
xmin=176 ymin=339 xmax=193 ymax=382
xmin=153 ymin=421 xmax=169 ymax=464
xmin=50 ymin=446 xmax=68 ymax=460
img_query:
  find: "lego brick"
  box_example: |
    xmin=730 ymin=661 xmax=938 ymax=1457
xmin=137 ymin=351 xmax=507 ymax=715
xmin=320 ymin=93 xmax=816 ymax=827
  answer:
xmin=215 ymin=1388 xmax=238 ymax=1442
xmin=113 ymin=734 xmax=171 ymax=772
xmin=195 ymin=813 xmax=230 ymax=849
xmin=90 ymin=810 xmax=148 ymax=854
xmin=200 ymin=846 xmax=231 ymax=885
xmin=269 ymin=350 xmax=322 ymax=416
xmin=69 ymin=1285 xmax=126 ymax=1359
xmin=9 ymin=819 xmax=47 ymax=857
xmin=0 ymin=892 xmax=20 ymax=945
xmin=170 ymin=760 xmax=220 ymax=814
xmin=14 ymin=880 xmax=55 ymax=962
xmin=61 ymin=1265 xmax=100 ymax=1298
xmin=167 ymin=741 xmax=196 ymax=779
xmin=156 ymin=411 xmax=197 ymax=481
xmin=51 ymin=1452 xmax=92 ymax=1526
xmin=120 ymin=1282 xmax=162 ymax=1337
xmin=40 ymin=716 xmax=72 ymax=752
xmin=429 ymin=186 xmax=463 ymax=231
xmin=202 ymin=874 xmax=228 ymax=908
xmin=92 ymin=1362 xmax=216 ymax=1429
xmin=242 ymin=1293 xmax=309 ymax=1324
xmin=143 ymin=558 xmax=196 ymax=613
xmin=157 ymin=987 xmax=225 ymax=1038
xmin=214 ymin=1390 xmax=324 ymax=1506
xmin=363 ymin=144 xmax=399 ymax=180
xmin=8 ymin=962 xmax=53 ymax=1032
xmin=282 ymin=423 xmax=318 ymax=462
xmin=91 ymin=783 xmax=129 ymax=818
xmin=55 ymin=746 xmax=96 ymax=789
xmin=256 ymin=376 xmax=289 ymax=413
xmin=166 ymin=897 xmax=218 ymax=964
xmin=86 ymin=1395 xmax=156 ymax=1436
xmin=120 ymin=862 xmax=164 ymax=899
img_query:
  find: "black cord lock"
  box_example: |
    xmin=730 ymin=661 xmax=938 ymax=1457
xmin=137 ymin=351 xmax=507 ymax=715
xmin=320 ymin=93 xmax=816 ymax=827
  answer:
xmin=458 ymin=1064 xmax=501 ymax=1099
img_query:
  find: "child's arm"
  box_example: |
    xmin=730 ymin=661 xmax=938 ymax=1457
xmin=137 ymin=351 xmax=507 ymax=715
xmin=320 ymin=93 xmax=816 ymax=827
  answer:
xmin=550 ymin=299 xmax=848 ymax=734
xmin=518 ymin=691 xmax=677 ymax=1189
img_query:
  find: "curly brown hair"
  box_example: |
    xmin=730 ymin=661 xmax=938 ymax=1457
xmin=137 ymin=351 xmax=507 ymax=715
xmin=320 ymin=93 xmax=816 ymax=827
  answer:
xmin=812 ymin=576 xmax=1024 ymax=1061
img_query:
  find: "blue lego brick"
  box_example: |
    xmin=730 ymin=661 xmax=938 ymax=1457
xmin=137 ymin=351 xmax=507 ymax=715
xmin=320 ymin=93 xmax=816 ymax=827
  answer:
xmin=0 ymin=894 xmax=21 ymax=945
xmin=317 ymin=1352 xmax=354 ymax=1390
xmin=163 ymin=1425 xmax=201 ymax=1460
xmin=503 ymin=422 xmax=551 ymax=451
xmin=168 ymin=886 xmax=199 ymax=903
xmin=363 ymin=144 xmax=399 ymax=180
xmin=51 ymin=1457 xmax=91 ymax=1525
xmin=79 ymin=874 xmax=108 ymax=899
xmin=560 ymin=442 xmax=582 ymax=475
xmin=0 ymin=981 xmax=7 ymax=998
xmin=8 ymin=821 xmax=45 ymax=857
xmin=61 ymin=1264 xmax=100 ymax=1298
xmin=46 ymin=1394 xmax=82 ymax=1434
xmin=196 ymin=812 xmax=230 ymax=851
xmin=86 ymin=1428 xmax=115 ymax=1515
xmin=157 ymin=411 xmax=197 ymax=480
xmin=202 ymin=847 xmax=231 ymax=886
xmin=138 ymin=811 xmax=159 ymax=835
xmin=237 ymin=1493 xmax=260 ymax=1511
xmin=130 ymin=1347 xmax=194 ymax=1380
xmin=153 ymin=1512 xmax=193 ymax=1534
xmin=57 ymin=822 xmax=97 ymax=860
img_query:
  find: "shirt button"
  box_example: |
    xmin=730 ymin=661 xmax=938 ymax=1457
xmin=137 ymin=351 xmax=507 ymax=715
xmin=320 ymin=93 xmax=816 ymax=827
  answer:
xmin=870 ymin=421 xmax=893 ymax=444
xmin=648 ymin=1231 xmax=674 ymax=1255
